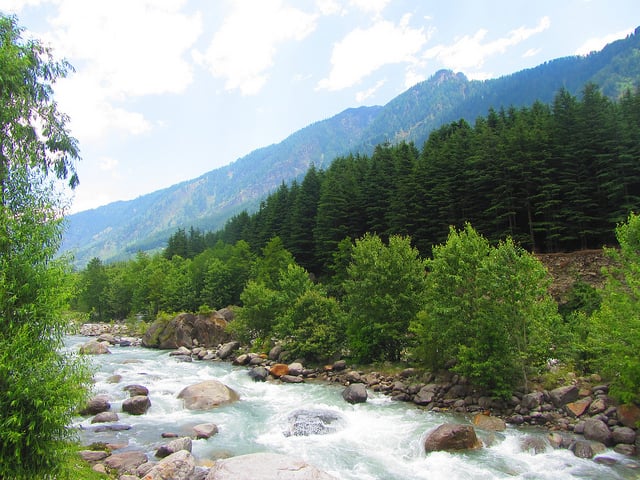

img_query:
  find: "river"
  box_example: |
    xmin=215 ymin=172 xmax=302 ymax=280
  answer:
xmin=66 ymin=336 xmax=638 ymax=479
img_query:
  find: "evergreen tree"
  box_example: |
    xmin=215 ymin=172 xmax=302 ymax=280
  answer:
xmin=288 ymin=165 xmax=323 ymax=272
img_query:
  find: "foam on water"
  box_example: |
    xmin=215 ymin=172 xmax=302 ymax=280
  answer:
xmin=66 ymin=336 xmax=637 ymax=479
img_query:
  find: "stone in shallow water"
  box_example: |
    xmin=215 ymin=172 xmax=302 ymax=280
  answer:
xmin=204 ymin=452 xmax=336 ymax=480
xmin=177 ymin=379 xmax=239 ymax=410
xmin=284 ymin=409 xmax=345 ymax=437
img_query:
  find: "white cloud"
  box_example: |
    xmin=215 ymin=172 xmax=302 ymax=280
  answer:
xmin=423 ymin=16 xmax=551 ymax=77
xmin=0 ymin=0 xmax=44 ymax=13
xmin=349 ymin=0 xmax=390 ymax=17
xmin=39 ymin=0 xmax=201 ymax=143
xmin=55 ymin=72 xmax=151 ymax=143
xmin=98 ymin=156 xmax=119 ymax=172
xmin=355 ymin=79 xmax=385 ymax=102
xmin=523 ymin=47 xmax=541 ymax=58
xmin=195 ymin=0 xmax=317 ymax=96
xmin=575 ymin=28 xmax=633 ymax=55
xmin=317 ymin=15 xmax=428 ymax=91
xmin=316 ymin=0 xmax=345 ymax=16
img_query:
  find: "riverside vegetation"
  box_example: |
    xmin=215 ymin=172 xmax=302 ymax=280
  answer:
xmin=3 ymin=10 xmax=640 ymax=479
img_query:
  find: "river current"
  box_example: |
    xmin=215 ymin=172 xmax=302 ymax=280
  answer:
xmin=65 ymin=336 xmax=638 ymax=479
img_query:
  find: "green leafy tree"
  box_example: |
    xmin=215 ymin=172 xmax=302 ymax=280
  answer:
xmin=411 ymin=224 xmax=558 ymax=396
xmin=589 ymin=213 xmax=640 ymax=402
xmin=0 ymin=14 xmax=91 ymax=478
xmin=276 ymin=288 xmax=346 ymax=363
xmin=343 ymin=234 xmax=427 ymax=362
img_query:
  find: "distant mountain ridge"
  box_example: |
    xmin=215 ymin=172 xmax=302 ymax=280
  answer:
xmin=62 ymin=27 xmax=640 ymax=266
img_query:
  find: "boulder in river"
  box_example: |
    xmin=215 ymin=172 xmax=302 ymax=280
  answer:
xmin=80 ymin=394 xmax=111 ymax=416
xmin=91 ymin=411 xmax=119 ymax=424
xmin=122 ymin=395 xmax=152 ymax=415
xmin=342 ymin=383 xmax=367 ymax=404
xmin=248 ymin=366 xmax=269 ymax=382
xmin=79 ymin=339 xmax=111 ymax=355
xmin=193 ymin=423 xmax=219 ymax=439
xmin=424 ymin=423 xmax=482 ymax=453
xmin=142 ymin=311 xmax=231 ymax=349
xmin=177 ymin=379 xmax=239 ymax=410
xmin=143 ymin=449 xmax=195 ymax=480
xmin=472 ymin=413 xmax=506 ymax=432
xmin=284 ymin=409 xmax=345 ymax=437
xmin=124 ymin=384 xmax=149 ymax=397
xmin=155 ymin=436 xmax=192 ymax=458
xmin=204 ymin=452 xmax=336 ymax=480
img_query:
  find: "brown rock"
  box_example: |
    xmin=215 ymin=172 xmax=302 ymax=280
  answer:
xmin=80 ymin=395 xmax=111 ymax=416
xmin=91 ymin=411 xmax=119 ymax=423
xmin=122 ymin=395 xmax=151 ymax=415
xmin=565 ymin=397 xmax=592 ymax=417
xmin=424 ymin=423 xmax=482 ymax=453
xmin=618 ymin=403 xmax=640 ymax=428
xmin=124 ymin=384 xmax=149 ymax=397
xmin=269 ymin=363 xmax=290 ymax=378
xmin=472 ymin=414 xmax=506 ymax=432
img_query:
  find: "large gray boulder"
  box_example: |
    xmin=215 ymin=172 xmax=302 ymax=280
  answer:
xmin=142 ymin=312 xmax=231 ymax=349
xmin=521 ymin=391 xmax=544 ymax=410
xmin=177 ymin=380 xmax=239 ymax=410
xmin=205 ymin=452 xmax=336 ymax=480
xmin=217 ymin=341 xmax=241 ymax=360
xmin=342 ymin=383 xmax=367 ymax=404
xmin=549 ymin=385 xmax=579 ymax=407
xmin=583 ymin=418 xmax=613 ymax=446
xmin=79 ymin=339 xmax=111 ymax=355
xmin=424 ymin=423 xmax=482 ymax=453
xmin=143 ymin=450 xmax=195 ymax=480
xmin=284 ymin=409 xmax=345 ymax=437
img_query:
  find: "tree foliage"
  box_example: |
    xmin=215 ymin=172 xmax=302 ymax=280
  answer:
xmin=0 ymin=14 xmax=90 ymax=479
xmin=411 ymin=224 xmax=559 ymax=396
xmin=589 ymin=213 xmax=640 ymax=402
xmin=344 ymin=234 xmax=427 ymax=362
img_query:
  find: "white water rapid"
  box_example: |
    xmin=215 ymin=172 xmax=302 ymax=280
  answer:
xmin=66 ymin=336 xmax=638 ymax=479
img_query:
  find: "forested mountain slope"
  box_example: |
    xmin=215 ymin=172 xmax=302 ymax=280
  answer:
xmin=62 ymin=27 xmax=640 ymax=266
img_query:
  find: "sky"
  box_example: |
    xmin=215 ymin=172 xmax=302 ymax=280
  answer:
xmin=1 ymin=0 xmax=638 ymax=213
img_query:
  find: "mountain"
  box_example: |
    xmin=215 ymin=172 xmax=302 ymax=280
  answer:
xmin=62 ymin=27 xmax=640 ymax=267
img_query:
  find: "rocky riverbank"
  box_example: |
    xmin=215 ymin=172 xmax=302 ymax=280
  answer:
xmin=76 ymin=325 xmax=640 ymax=478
